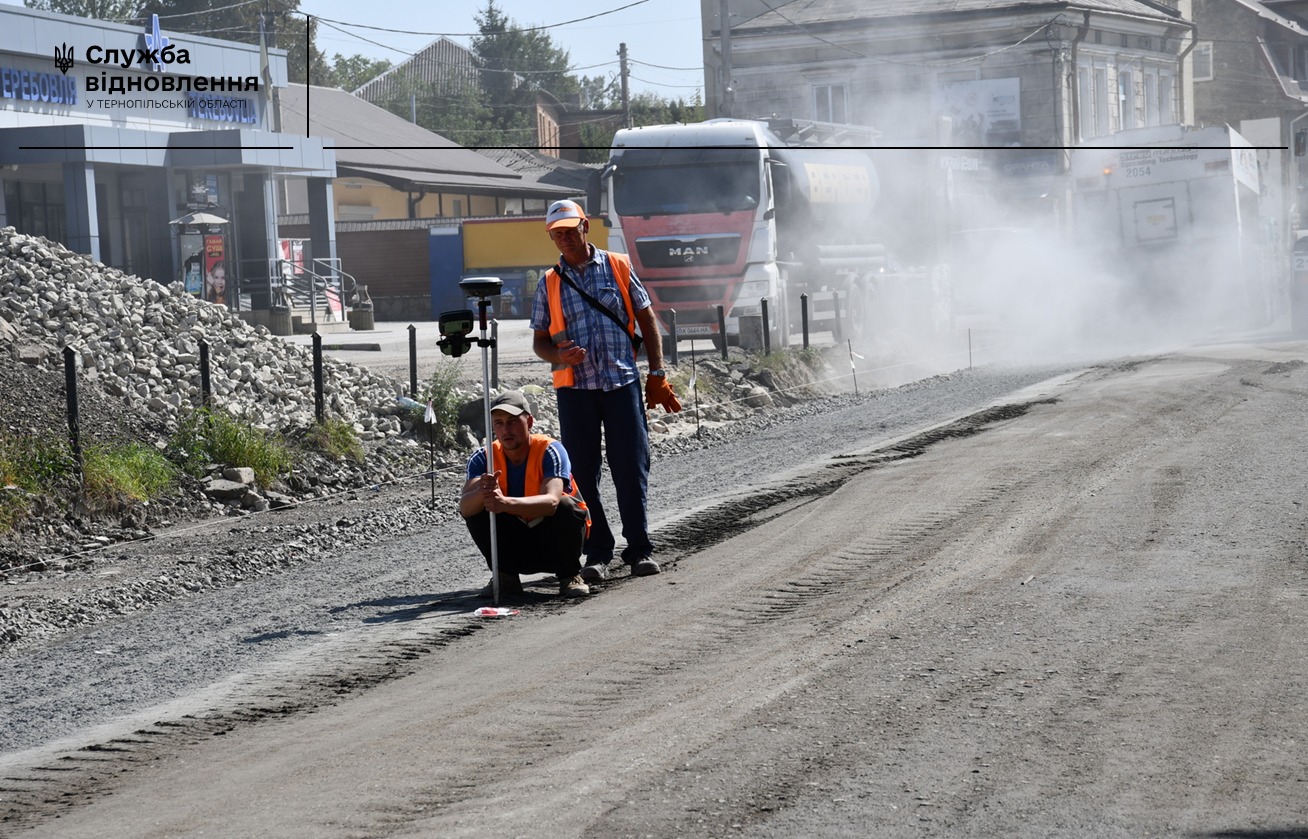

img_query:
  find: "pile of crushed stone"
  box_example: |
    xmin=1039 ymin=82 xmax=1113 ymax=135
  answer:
xmin=0 ymin=228 xmax=850 ymax=569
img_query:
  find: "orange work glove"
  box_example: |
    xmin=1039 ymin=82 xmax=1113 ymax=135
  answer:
xmin=645 ymin=373 xmax=682 ymax=413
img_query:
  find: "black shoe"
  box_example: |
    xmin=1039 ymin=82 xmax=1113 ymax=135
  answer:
xmin=630 ymin=558 xmax=660 ymax=576
xmin=580 ymin=562 xmax=608 ymax=582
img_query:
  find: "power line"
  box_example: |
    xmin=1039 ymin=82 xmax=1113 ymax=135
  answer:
xmin=299 ymin=0 xmax=653 ymax=38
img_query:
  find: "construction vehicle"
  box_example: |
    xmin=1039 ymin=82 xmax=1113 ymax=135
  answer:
xmin=1069 ymin=124 xmax=1280 ymax=329
xmin=588 ymin=118 xmax=943 ymax=351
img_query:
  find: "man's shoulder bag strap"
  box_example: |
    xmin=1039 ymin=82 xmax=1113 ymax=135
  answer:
xmin=552 ymin=260 xmax=643 ymax=354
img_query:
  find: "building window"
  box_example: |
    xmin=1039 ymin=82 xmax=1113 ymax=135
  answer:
xmin=814 ymin=84 xmax=847 ymax=123
xmin=1145 ymin=72 xmax=1158 ymax=126
xmin=1159 ymin=73 xmax=1174 ymax=124
xmin=1193 ymin=42 xmax=1214 ymax=82
xmin=4 ymin=181 xmax=66 ymax=244
xmin=1077 ymin=65 xmax=1093 ymax=141
xmin=1119 ymin=70 xmax=1136 ymax=130
xmin=1095 ymin=67 xmax=1110 ymax=137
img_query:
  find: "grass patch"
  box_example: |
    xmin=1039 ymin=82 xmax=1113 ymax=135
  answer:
xmin=417 ymin=359 xmax=466 ymax=449
xmin=82 ymin=443 xmax=176 ymax=508
xmin=305 ymin=418 xmax=365 ymax=463
xmin=794 ymin=345 xmax=826 ymax=370
xmin=0 ymin=433 xmax=75 ymax=533
xmin=166 ymin=408 xmax=296 ymax=488
xmin=754 ymin=349 xmax=799 ymax=373
xmin=0 ymin=432 xmax=74 ymax=491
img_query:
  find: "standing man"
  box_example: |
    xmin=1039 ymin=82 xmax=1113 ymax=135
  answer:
xmin=460 ymin=390 xmax=591 ymax=599
xmin=531 ymin=199 xmax=682 ymax=580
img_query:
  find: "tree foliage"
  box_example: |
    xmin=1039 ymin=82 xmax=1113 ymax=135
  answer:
xmin=330 ymin=54 xmax=392 ymax=94
xmin=25 ymin=0 xmax=138 ymax=19
xmin=134 ymin=0 xmax=330 ymax=85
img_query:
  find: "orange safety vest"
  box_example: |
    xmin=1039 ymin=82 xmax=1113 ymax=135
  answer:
xmin=544 ymin=251 xmax=638 ymax=389
xmin=490 ymin=434 xmax=589 ymax=536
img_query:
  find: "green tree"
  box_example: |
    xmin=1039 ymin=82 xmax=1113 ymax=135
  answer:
xmin=578 ymin=73 xmax=620 ymax=109
xmin=136 ymin=0 xmax=330 ymax=85
xmin=24 ymin=0 xmax=140 ymax=19
xmin=465 ymin=0 xmax=576 ymax=146
xmin=378 ymin=75 xmax=499 ymax=149
xmin=330 ymin=53 xmax=391 ymax=93
xmin=575 ymin=90 xmax=706 ymax=163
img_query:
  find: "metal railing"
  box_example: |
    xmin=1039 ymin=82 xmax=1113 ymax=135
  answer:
xmin=268 ymin=257 xmax=359 ymax=326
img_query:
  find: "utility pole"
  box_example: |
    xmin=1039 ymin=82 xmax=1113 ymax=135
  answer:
xmin=718 ymin=0 xmax=733 ymax=117
xmin=262 ymin=6 xmax=281 ymax=134
xmin=619 ymin=43 xmax=632 ymax=129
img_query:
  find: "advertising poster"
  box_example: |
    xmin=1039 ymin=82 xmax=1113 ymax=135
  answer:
xmin=181 ymin=233 xmax=204 ymax=295
xmin=203 ymin=234 xmax=227 ymax=307
xmin=934 ymin=78 xmax=1021 ymax=147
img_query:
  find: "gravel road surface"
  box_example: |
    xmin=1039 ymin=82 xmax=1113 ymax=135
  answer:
xmin=2 ymin=332 xmax=1305 ymax=837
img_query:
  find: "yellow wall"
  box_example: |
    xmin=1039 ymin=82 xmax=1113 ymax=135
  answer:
xmin=333 ymin=179 xmax=505 ymax=221
xmin=461 ymin=217 xmax=608 ymax=270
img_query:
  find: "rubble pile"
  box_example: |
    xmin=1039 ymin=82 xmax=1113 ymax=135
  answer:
xmin=0 ymin=227 xmax=844 ymax=564
xmin=0 ymin=228 xmax=409 ymax=437
xmin=0 ymin=228 xmax=452 ymax=561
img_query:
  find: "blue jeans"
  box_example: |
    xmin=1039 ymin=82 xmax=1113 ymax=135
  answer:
xmin=556 ymin=381 xmax=654 ymax=563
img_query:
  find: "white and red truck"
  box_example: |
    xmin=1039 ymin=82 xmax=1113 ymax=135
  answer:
xmin=588 ymin=118 xmax=944 ymax=352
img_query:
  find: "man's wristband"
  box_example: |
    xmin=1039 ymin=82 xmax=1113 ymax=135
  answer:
xmin=648 ymin=369 xmax=666 ymax=377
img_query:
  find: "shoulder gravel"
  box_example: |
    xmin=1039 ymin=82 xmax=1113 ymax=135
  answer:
xmin=0 ymin=361 xmax=1081 ymax=754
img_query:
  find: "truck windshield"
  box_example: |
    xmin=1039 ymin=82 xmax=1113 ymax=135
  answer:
xmin=614 ymin=163 xmax=760 ymax=216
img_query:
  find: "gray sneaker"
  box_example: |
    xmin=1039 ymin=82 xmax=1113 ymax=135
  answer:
xmin=560 ymin=574 xmax=591 ymax=598
xmin=580 ymin=562 xmax=608 ymax=582
xmin=631 ymin=558 xmax=660 ymax=577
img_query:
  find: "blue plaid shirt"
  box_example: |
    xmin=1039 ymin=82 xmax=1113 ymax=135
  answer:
xmin=530 ymin=246 xmax=651 ymax=392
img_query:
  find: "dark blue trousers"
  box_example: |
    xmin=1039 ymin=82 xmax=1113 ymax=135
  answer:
xmin=556 ymin=381 xmax=654 ymax=563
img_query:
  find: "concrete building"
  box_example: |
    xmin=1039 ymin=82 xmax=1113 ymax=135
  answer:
xmin=0 ymin=3 xmax=337 ymax=323
xmin=700 ymin=0 xmax=1192 ymax=231
xmin=1190 ymin=0 xmax=1308 ymax=239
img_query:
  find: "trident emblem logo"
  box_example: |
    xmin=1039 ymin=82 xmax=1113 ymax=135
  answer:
xmin=54 ymin=42 xmax=75 ymax=74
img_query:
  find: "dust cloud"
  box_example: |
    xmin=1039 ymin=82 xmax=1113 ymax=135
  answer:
xmin=836 ymin=135 xmax=1287 ymax=383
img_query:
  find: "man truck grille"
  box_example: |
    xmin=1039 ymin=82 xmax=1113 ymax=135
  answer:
xmin=634 ymin=234 xmax=741 ymax=268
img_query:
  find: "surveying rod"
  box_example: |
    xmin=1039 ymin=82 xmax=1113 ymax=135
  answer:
xmin=460 ymin=277 xmax=503 ymax=603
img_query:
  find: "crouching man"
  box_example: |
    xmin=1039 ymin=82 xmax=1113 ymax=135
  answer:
xmin=460 ymin=390 xmax=591 ymax=599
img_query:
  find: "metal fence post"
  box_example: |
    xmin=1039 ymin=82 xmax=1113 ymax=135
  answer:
xmin=408 ymin=324 xmax=418 ymax=398
xmin=313 ymin=332 xmax=325 ymax=423
xmin=761 ymin=297 xmax=771 ymax=356
xmin=199 ymin=339 xmax=212 ymax=409
xmin=801 ymin=293 xmax=810 ymax=349
xmin=717 ymin=305 xmax=728 ymax=361
xmin=63 ymin=347 xmax=82 ymax=480
xmin=669 ymin=308 xmax=679 ymax=366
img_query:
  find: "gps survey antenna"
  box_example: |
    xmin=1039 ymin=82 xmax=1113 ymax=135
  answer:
xmin=460 ymin=276 xmax=504 ymax=604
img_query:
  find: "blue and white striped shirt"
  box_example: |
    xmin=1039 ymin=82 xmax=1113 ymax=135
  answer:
xmin=530 ymin=246 xmax=652 ymax=392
